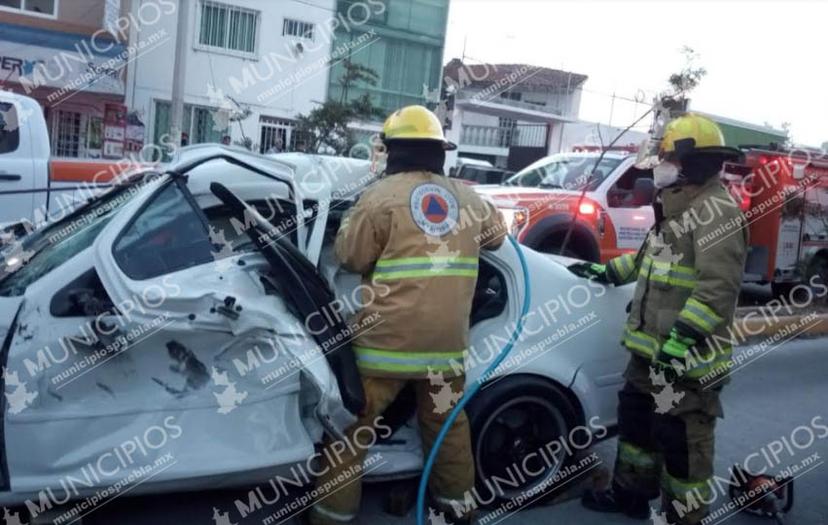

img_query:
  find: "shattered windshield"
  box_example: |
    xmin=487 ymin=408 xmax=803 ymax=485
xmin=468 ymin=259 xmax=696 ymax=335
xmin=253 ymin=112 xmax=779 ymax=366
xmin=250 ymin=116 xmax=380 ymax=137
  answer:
xmin=0 ymin=181 xmax=151 ymax=297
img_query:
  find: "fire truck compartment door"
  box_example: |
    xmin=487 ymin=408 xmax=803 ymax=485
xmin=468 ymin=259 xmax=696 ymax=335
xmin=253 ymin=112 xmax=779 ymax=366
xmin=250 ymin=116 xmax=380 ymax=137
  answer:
xmin=606 ymin=206 xmax=654 ymax=250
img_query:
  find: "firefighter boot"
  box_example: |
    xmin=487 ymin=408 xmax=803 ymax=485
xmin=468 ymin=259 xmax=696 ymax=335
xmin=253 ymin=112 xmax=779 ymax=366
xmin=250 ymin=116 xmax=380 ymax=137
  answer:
xmin=581 ymin=481 xmax=651 ymax=520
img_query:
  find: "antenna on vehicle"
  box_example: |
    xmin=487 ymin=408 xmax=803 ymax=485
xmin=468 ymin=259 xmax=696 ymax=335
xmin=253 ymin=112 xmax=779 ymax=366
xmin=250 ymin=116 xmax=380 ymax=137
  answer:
xmin=558 ymin=108 xmax=654 ymax=256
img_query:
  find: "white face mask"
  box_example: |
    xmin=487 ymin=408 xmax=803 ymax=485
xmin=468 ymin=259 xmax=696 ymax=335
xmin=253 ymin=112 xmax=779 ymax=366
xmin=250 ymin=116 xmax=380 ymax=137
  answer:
xmin=370 ymin=134 xmax=387 ymax=175
xmin=653 ymin=162 xmax=680 ymax=188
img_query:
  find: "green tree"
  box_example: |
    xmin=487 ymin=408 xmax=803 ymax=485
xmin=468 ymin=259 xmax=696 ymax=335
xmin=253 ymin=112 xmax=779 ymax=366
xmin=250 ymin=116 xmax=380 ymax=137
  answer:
xmin=295 ymin=102 xmax=353 ymax=154
xmin=668 ymin=46 xmax=707 ymax=96
xmin=337 ymin=57 xmax=379 ymax=104
xmin=294 ymin=60 xmax=383 ymax=155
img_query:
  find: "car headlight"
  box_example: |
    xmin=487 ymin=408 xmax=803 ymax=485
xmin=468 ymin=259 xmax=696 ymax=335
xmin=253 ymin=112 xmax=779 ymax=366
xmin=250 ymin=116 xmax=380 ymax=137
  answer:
xmin=499 ymin=207 xmax=529 ymax=236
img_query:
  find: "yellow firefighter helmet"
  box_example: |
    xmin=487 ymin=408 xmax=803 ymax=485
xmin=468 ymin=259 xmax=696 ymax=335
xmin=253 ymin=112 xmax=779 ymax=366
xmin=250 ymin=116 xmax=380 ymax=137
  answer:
xmin=660 ymin=113 xmax=742 ymax=160
xmin=381 ymin=105 xmax=457 ymax=150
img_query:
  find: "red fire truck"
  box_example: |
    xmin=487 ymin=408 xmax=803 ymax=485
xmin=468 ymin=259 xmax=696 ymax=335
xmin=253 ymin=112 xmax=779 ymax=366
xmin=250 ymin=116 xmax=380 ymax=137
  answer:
xmin=725 ymin=148 xmax=828 ymax=296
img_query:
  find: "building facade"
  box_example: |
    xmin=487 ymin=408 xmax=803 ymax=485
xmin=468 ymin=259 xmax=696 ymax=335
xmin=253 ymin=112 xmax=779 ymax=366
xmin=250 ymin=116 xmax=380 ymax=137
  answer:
xmin=0 ymin=0 xmax=453 ymax=159
xmin=327 ymin=0 xmax=449 ymax=113
xmin=442 ymin=58 xmax=587 ymax=171
xmin=0 ymin=0 xmax=131 ymax=158
xmin=326 ymin=0 xmax=450 ymax=145
xmin=126 ymin=0 xmax=340 ymax=157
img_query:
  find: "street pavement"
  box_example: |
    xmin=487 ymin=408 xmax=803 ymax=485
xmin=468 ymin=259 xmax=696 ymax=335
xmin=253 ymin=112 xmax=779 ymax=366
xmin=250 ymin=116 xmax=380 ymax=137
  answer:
xmin=79 ymin=336 xmax=828 ymax=525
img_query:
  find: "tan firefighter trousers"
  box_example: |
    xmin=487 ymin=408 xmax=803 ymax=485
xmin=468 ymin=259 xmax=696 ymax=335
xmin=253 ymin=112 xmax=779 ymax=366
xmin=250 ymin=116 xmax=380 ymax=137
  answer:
xmin=309 ymin=375 xmax=475 ymax=524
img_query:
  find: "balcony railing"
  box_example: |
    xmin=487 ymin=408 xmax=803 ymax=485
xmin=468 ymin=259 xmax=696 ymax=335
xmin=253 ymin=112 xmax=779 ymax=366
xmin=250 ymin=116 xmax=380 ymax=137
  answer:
xmin=457 ymin=91 xmax=570 ymax=117
xmin=461 ymin=124 xmax=548 ymax=149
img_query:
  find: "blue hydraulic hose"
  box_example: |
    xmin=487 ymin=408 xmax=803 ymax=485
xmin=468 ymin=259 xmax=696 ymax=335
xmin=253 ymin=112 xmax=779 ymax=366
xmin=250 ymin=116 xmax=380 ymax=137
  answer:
xmin=416 ymin=235 xmax=532 ymax=525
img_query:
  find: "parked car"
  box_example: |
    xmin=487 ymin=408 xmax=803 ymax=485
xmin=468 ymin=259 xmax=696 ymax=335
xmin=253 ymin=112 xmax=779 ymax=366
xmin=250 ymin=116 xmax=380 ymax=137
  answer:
xmin=0 ymin=147 xmax=631 ymax=509
xmin=453 ymin=165 xmax=514 ymax=185
xmin=450 ymin=158 xmax=513 ymax=185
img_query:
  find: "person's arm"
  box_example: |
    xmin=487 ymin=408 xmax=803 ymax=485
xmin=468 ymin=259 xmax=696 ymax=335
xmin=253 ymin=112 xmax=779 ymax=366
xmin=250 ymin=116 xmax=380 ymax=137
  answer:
xmin=334 ymin=196 xmax=384 ymax=274
xmin=605 ymin=252 xmax=642 ymax=285
xmin=657 ymin=207 xmax=747 ymax=369
xmin=674 ymin=209 xmax=747 ymax=343
xmin=603 ymin=229 xmax=652 ymax=284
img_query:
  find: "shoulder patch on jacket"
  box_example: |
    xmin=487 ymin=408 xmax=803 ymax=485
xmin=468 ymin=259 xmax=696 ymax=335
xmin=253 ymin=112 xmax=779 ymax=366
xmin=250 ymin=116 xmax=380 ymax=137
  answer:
xmin=410 ymin=183 xmax=459 ymax=237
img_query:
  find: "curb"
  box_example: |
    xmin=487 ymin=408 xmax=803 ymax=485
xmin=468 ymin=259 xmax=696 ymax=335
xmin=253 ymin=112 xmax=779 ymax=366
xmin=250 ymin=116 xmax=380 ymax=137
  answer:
xmin=734 ymin=311 xmax=828 ymax=338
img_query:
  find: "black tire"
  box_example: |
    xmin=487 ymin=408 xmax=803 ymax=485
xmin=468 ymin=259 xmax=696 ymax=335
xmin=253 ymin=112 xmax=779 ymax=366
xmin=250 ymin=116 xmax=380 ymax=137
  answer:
xmin=805 ymin=255 xmax=828 ymax=305
xmin=770 ymin=282 xmax=795 ymax=301
xmin=466 ymin=375 xmax=581 ymax=506
xmin=771 ymin=281 xmax=816 ymax=304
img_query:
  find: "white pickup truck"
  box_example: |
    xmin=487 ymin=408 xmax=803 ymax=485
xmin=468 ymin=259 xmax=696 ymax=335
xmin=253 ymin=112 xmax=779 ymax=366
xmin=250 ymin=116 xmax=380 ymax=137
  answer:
xmin=0 ymin=91 xmax=141 ymax=237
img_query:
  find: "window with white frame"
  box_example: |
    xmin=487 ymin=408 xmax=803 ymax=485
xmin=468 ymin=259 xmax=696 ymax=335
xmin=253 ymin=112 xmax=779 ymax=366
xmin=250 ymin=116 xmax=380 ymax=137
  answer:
xmin=152 ymin=101 xmax=229 ymax=160
xmin=0 ymin=0 xmax=58 ymax=18
xmin=282 ymin=18 xmax=314 ymax=41
xmin=198 ymin=1 xmax=259 ymax=55
xmin=52 ymin=110 xmax=83 ymax=158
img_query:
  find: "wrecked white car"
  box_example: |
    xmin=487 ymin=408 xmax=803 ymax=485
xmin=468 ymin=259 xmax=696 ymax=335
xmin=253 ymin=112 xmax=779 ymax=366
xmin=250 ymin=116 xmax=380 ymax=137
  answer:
xmin=0 ymin=146 xmax=632 ymax=511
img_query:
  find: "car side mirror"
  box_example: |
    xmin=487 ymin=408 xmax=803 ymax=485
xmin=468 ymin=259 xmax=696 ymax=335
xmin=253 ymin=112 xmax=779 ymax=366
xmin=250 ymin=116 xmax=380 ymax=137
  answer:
xmin=632 ymin=177 xmax=655 ymax=206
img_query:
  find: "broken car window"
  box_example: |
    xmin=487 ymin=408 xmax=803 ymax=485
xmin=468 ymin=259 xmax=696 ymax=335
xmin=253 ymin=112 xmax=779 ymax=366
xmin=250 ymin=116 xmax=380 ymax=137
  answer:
xmin=0 ymin=187 xmax=140 ymax=297
xmin=113 ymin=182 xmax=215 ymax=280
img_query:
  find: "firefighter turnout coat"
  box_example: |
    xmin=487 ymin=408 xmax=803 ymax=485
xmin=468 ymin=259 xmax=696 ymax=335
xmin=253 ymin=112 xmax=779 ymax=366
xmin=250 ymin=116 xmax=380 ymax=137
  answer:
xmin=605 ymin=176 xmax=749 ymax=381
xmin=335 ymin=170 xmax=506 ymax=379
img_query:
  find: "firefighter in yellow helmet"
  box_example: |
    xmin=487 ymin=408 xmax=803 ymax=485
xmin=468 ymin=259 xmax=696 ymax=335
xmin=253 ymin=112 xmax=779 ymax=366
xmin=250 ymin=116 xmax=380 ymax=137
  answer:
xmin=308 ymin=105 xmax=506 ymax=525
xmin=572 ymin=114 xmax=748 ymax=524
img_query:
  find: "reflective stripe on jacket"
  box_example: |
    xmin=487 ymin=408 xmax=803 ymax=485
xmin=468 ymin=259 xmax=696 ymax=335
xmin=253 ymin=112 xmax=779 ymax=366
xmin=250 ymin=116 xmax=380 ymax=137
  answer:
xmin=606 ymin=177 xmax=748 ymax=382
xmin=335 ymin=170 xmax=507 ymax=378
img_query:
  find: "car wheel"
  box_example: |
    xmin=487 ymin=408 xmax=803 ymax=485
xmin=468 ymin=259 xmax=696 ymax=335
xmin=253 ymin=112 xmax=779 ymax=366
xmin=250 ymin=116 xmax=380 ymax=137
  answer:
xmin=770 ymin=281 xmax=794 ymax=301
xmin=466 ymin=375 xmax=580 ymax=506
xmin=771 ymin=281 xmax=812 ymax=303
xmin=806 ymin=254 xmax=828 ymax=305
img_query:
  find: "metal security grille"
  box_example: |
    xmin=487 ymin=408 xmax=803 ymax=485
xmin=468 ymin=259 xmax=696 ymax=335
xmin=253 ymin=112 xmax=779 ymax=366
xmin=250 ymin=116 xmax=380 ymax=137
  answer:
xmin=199 ymin=1 xmax=259 ymax=54
xmin=260 ymin=125 xmax=286 ymax=154
xmin=53 ymin=110 xmax=82 ymax=158
xmin=259 ymin=118 xmax=292 ymax=154
xmin=461 ymin=123 xmax=548 ymax=149
xmin=282 ymin=18 xmax=314 ymax=40
xmin=0 ymin=0 xmax=58 ymax=17
xmin=258 ymin=117 xmax=313 ymax=153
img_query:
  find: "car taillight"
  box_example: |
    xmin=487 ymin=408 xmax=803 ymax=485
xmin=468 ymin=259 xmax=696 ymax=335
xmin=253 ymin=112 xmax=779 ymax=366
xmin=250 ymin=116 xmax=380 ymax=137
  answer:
xmin=739 ymin=183 xmax=752 ymax=211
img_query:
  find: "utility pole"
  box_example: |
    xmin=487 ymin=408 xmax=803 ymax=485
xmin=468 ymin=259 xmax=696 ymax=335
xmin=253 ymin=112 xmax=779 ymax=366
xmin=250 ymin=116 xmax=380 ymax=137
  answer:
xmin=170 ymin=0 xmax=191 ymax=148
xmin=608 ymin=91 xmax=616 ymax=127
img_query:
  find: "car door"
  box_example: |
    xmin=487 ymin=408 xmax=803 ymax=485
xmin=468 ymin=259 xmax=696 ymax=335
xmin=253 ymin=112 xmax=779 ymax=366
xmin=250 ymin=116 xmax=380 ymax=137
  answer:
xmin=0 ymin=98 xmax=37 ymax=228
xmin=0 ymin=168 xmax=345 ymax=497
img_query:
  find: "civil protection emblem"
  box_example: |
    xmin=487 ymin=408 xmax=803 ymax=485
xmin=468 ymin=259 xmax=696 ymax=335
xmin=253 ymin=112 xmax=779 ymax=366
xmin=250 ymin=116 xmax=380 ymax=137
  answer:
xmin=410 ymin=183 xmax=459 ymax=237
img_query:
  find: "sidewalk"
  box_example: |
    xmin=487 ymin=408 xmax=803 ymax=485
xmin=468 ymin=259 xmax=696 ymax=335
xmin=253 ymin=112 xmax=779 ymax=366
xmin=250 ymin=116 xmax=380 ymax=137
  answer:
xmin=734 ymin=306 xmax=828 ymax=338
